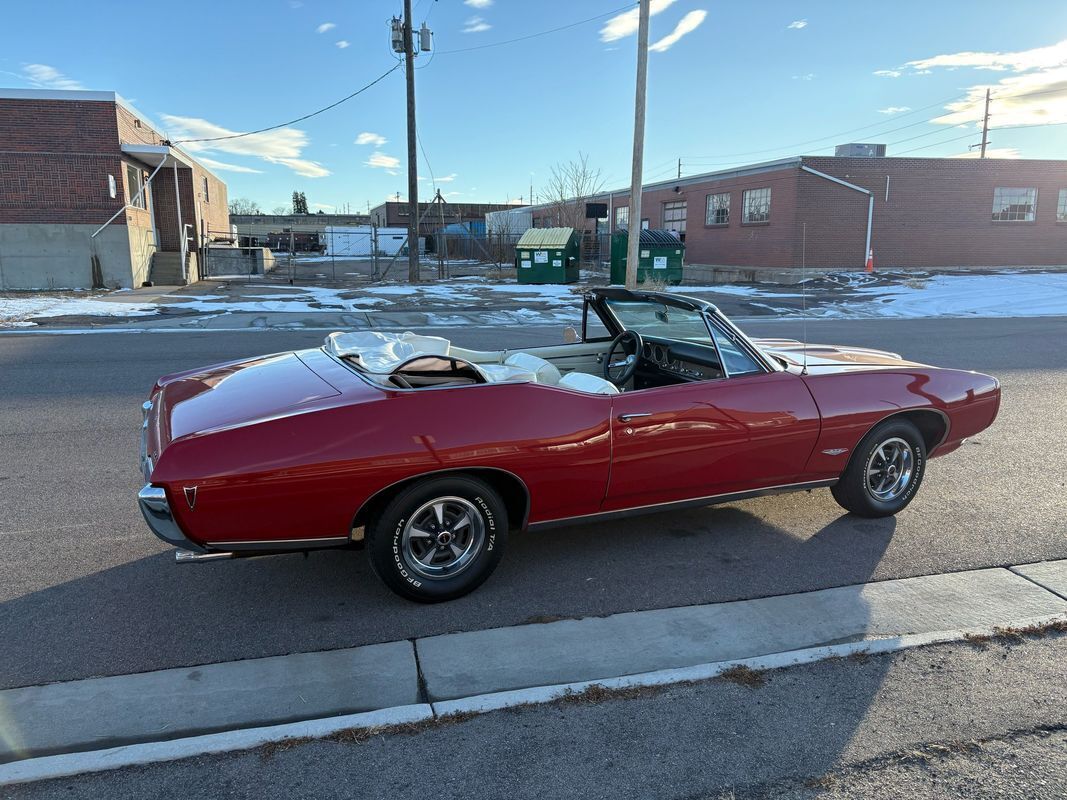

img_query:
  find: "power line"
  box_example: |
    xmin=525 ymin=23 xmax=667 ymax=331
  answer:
xmin=171 ymin=64 xmax=402 ymax=144
xmin=436 ymin=3 xmax=636 ymax=54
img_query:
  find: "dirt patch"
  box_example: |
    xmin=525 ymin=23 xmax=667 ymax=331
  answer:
xmin=718 ymin=665 xmax=767 ymax=688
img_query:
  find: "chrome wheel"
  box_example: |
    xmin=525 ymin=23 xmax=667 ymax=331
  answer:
xmin=865 ymin=437 xmax=915 ymax=502
xmin=401 ymin=496 xmax=486 ymax=580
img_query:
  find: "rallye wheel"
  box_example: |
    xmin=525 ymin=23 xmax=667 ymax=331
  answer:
xmin=830 ymin=418 xmax=926 ymax=518
xmin=366 ymin=475 xmax=508 ymax=603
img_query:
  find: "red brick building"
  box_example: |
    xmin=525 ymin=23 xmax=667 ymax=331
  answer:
xmin=526 ymin=154 xmax=1067 ymax=270
xmin=0 ymin=88 xmax=229 ymax=289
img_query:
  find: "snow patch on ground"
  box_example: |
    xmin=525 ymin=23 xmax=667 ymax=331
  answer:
xmin=0 ymin=296 xmax=159 ymax=327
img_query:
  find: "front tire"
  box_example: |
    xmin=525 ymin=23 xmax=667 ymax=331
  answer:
xmin=831 ymin=419 xmax=926 ymax=518
xmin=366 ymin=475 xmax=508 ymax=602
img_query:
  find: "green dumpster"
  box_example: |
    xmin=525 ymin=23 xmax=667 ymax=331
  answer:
xmin=610 ymin=228 xmax=685 ymax=285
xmin=515 ymin=227 xmax=580 ymax=284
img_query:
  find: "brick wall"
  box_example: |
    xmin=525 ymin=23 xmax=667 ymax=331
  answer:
xmin=799 ymin=156 xmax=1067 ymax=268
xmin=0 ymin=99 xmax=126 ymax=225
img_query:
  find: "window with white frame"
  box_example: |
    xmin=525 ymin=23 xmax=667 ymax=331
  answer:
xmin=126 ymin=164 xmax=145 ymax=209
xmin=614 ymin=205 xmax=629 ymax=229
xmin=992 ymin=187 xmax=1037 ymax=222
xmin=705 ymin=192 xmax=730 ymax=225
xmin=1058 ymin=189 xmax=1067 ymax=222
xmin=663 ymin=200 xmax=687 ymax=234
xmin=742 ymin=187 xmax=771 ymax=223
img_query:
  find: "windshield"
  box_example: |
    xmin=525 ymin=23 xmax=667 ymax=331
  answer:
xmin=604 ymin=299 xmax=713 ymax=343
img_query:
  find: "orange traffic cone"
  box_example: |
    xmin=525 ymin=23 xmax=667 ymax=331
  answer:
xmin=865 ymin=248 xmax=874 ymax=272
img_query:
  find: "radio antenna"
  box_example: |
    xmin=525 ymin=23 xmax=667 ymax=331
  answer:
xmin=801 ymin=222 xmax=808 ymax=376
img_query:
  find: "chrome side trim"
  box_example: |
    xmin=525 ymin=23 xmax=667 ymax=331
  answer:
xmin=138 ymin=484 xmax=208 ymax=553
xmin=204 ymin=536 xmax=351 ymax=552
xmin=527 ymin=479 xmax=837 ymax=532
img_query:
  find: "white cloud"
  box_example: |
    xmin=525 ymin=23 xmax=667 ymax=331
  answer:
xmin=437 ymin=173 xmax=458 ymax=183
xmin=355 ymin=132 xmax=387 ymax=146
xmin=159 ymin=114 xmax=331 ymax=178
xmin=792 ymin=73 xmax=815 ymax=81
xmin=906 ymin=39 xmax=1067 ymax=73
xmin=365 ymin=151 xmax=401 ymax=169
xmin=316 ymin=22 xmax=336 ymax=33
xmin=336 ymin=40 xmax=350 ymax=49
xmin=877 ymin=106 xmax=911 ymax=114
xmin=22 ymin=64 xmax=84 ymax=90
xmin=462 ymin=16 xmax=491 ymax=33
xmin=264 ymin=157 xmax=331 ymax=178
xmin=787 ymin=20 xmax=807 ymax=30
xmin=313 ymin=203 xmax=336 ymax=210
xmin=195 ymin=156 xmax=263 ymax=174
xmin=649 ymin=10 xmax=707 ymax=53
xmin=950 ymin=146 xmax=1021 ymax=159
xmin=910 ymin=39 xmax=1067 ymax=129
xmin=600 ymin=0 xmax=678 ymax=42
xmin=873 ymin=69 xmax=902 ymax=78
xmin=444 ymin=191 xmax=463 ymax=197
xmin=464 ymin=0 xmax=493 ymax=6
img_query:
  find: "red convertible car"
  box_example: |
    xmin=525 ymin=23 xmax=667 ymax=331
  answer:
xmin=139 ymin=288 xmax=1000 ymax=602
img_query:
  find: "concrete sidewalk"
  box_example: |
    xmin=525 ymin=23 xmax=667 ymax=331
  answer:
xmin=2 ymin=560 xmax=1065 ymax=781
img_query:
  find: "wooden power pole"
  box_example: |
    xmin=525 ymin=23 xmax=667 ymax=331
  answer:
xmin=624 ymin=0 xmax=651 ymax=290
xmin=403 ymin=0 xmax=420 ymax=282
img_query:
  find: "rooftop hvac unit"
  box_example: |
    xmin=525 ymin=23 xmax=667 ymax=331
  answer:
xmin=835 ymin=143 xmax=887 ymax=158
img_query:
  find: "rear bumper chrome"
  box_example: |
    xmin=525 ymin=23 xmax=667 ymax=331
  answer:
xmin=138 ymin=484 xmax=208 ymax=554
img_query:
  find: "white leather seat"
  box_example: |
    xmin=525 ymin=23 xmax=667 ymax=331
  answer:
xmin=476 ymin=363 xmax=537 ymax=383
xmin=557 ymin=372 xmax=620 ymax=395
xmin=503 ymin=352 xmax=561 ymax=385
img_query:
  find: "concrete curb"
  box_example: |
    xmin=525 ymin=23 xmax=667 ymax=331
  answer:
xmin=0 ymin=704 xmax=434 ymax=787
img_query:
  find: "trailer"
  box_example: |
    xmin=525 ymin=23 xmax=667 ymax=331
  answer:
xmin=323 ymin=226 xmax=409 ymax=257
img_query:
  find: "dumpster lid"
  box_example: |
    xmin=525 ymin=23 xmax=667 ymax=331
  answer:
xmin=617 ymin=228 xmax=682 ymax=247
xmin=515 ymin=227 xmax=575 ymax=249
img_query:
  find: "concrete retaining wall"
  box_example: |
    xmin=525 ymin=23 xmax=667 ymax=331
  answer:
xmin=0 ymin=223 xmax=134 ymax=289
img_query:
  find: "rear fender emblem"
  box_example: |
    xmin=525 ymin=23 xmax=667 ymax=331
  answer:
xmin=184 ymin=486 xmax=198 ymax=510
xmin=821 ymin=448 xmax=849 ymax=456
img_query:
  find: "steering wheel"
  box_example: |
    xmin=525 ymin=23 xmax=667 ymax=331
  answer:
xmin=604 ymin=330 xmax=644 ymax=387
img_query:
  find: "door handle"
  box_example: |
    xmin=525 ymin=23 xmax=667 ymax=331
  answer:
xmin=617 ymin=412 xmax=652 ymax=423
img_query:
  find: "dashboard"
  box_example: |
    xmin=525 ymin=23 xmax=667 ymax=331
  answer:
xmin=639 ymin=337 xmax=723 ymax=382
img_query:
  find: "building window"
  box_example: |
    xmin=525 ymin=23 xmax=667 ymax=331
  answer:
xmin=992 ymin=187 xmax=1037 ymax=221
xmin=663 ymin=200 xmax=687 ymax=236
xmin=202 ymin=176 xmax=210 ymax=203
xmin=1058 ymin=189 xmax=1067 ymax=222
xmin=705 ymin=192 xmax=730 ymax=226
xmin=126 ymin=164 xmax=145 ymax=209
xmin=614 ymin=205 xmax=629 ymax=229
xmin=742 ymin=188 xmax=771 ymax=223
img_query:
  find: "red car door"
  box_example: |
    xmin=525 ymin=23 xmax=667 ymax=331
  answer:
xmin=603 ymin=370 xmax=821 ymax=512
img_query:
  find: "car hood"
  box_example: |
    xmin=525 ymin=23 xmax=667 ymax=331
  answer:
xmin=154 ymin=351 xmax=342 ymax=445
xmin=751 ymin=338 xmax=928 ymax=371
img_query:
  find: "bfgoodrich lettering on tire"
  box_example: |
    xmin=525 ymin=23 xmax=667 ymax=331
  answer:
xmin=831 ymin=418 xmax=926 ymax=518
xmin=366 ymin=475 xmax=508 ymax=602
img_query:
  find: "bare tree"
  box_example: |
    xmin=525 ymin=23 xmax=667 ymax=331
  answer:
xmin=271 ymin=205 xmax=291 ymax=215
xmin=542 ymin=153 xmax=605 ymax=231
xmin=228 ymin=197 xmax=262 ymax=215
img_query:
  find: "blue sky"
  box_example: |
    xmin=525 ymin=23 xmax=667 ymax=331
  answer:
xmin=4 ymin=1 xmax=1066 ymax=212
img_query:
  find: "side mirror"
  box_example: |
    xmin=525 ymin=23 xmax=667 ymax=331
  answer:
xmin=562 ymin=326 xmax=579 ymax=343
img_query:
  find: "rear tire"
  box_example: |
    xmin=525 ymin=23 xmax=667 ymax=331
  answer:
xmin=831 ymin=419 xmax=926 ymax=518
xmin=366 ymin=475 xmax=508 ymax=602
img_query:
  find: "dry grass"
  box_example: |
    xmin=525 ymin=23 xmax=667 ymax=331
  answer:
xmin=718 ymin=664 xmax=768 ymax=688
xmin=523 ymin=614 xmax=568 ymax=625
xmin=553 ymin=683 xmax=665 ymax=706
xmin=257 ymin=711 xmax=480 ymax=760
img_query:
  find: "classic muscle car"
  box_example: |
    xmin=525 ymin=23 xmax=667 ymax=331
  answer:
xmin=138 ymin=288 xmax=1000 ymax=602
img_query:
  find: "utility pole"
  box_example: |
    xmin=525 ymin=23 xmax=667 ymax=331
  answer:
xmin=624 ymin=0 xmax=651 ymax=290
xmin=677 ymin=158 xmax=681 ymax=179
xmin=979 ymin=88 xmax=991 ymax=158
xmin=402 ymin=0 xmax=420 ymax=281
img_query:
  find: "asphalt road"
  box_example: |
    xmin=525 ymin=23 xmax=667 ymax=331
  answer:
xmin=10 ymin=634 xmax=1066 ymax=799
xmin=1 ymin=316 xmax=1065 ymax=688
